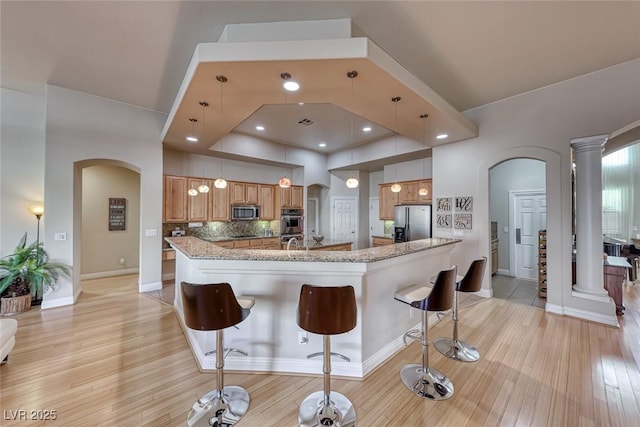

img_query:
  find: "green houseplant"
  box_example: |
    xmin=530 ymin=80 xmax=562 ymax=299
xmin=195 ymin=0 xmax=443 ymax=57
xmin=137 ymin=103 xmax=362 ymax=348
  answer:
xmin=0 ymin=232 xmax=70 ymax=314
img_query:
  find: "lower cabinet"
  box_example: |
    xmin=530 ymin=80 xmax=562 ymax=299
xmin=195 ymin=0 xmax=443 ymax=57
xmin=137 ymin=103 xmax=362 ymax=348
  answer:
xmin=216 ymin=237 xmax=280 ymax=250
xmin=372 ymin=237 xmax=393 ymax=247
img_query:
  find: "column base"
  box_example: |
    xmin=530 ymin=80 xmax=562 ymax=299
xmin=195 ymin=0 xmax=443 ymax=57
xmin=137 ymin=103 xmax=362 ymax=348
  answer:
xmin=572 ymin=284 xmax=609 ymax=298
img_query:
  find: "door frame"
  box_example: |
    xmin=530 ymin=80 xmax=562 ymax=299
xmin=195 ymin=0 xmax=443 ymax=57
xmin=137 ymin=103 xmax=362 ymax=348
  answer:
xmin=509 ymin=189 xmax=545 ymax=277
xmin=330 ymin=196 xmax=359 ymax=249
xmin=306 ymin=197 xmax=319 ymax=237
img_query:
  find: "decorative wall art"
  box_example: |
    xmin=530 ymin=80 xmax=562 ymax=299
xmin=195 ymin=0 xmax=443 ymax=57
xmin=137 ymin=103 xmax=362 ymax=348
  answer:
xmin=454 ymin=213 xmax=473 ymax=229
xmin=436 ymin=197 xmax=452 ymax=212
xmin=108 ymin=198 xmax=126 ymax=231
xmin=454 ymin=196 xmax=473 ymax=212
xmin=436 ymin=213 xmax=452 ymax=228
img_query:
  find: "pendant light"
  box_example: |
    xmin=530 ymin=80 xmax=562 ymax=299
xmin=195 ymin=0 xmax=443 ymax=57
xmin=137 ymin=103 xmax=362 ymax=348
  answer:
xmin=213 ymin=75 xmax=228 ymax=189
xmin=187 ymin=117 xmax=199 ymax=196
xmin=390 ymin=96 xmax=402 ymax=193
xmin=418 ymin=113 xmax=430 ymax=197
xmin=197 ymin=101 xmax=210 ymax=194
xmin=279 ymin=148 xmax=291 ymax=188
xmin=345 ymin=70 xmax=359 ymax=189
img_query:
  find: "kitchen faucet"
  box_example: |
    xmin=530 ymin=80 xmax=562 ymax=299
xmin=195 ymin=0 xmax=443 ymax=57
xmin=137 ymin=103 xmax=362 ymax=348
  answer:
xmin=287 ymin=237 xmax=300 ymax=252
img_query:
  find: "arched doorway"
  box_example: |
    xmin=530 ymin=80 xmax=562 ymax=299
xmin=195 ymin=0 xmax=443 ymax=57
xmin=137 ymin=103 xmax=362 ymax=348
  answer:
xmin=489 ymin=158 xmax=546 ymax=308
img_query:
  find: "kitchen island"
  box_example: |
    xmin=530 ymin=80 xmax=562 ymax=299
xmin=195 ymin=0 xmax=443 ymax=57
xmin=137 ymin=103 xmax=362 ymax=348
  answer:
xmin=166 ymin=235 xmax=461 ymax=378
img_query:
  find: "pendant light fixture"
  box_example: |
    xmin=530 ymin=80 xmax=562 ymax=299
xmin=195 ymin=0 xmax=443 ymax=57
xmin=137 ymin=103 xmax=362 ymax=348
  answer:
xmin=187 ymin=116 xmax=200 ymax=196
xmin=390 ymin=96 xmax=402 ymax=193
xmin=345 ymin=70 xmax=359 ymax=189
xmin=213 ymin=75 xmax=228 ymax=189
xmin=279 ymin=148 xmax=291 ymax=188
xmin=197 ymin=101 xmax=210 ymax=194
xmin=418 ymin=113 xmax=430 ymax=197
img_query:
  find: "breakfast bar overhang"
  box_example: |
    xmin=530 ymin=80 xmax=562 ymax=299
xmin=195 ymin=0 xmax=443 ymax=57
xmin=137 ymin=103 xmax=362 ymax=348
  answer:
xmin=167 ymin=236 xmax=461 ymax=379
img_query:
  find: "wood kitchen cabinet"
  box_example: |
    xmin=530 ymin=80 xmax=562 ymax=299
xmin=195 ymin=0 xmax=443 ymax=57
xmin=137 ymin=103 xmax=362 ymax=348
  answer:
xmin=491 ymin=239 xmax=499 ymax=276
xmin=399 ymin=181 xmax=419 ymax=204
xmin=418 ymin=179 xmax=432 ymax=203
xmin=279 ymin=185 xmax=303 ymax=208
xmin=372 ymin=237 xmax=393 ymax=247
xmin=259 ymin=185 xmax=276 ymax=220
xmin=163 ymin=175 xmax=188 ymax=222
xmin=379 ymin=183 xmax=399 ymax=220
xmin=209 ymin=185 xmax=230 ymax=221
xmin=187 ymin=178 xmax=209 ymax=221
xmin=230 ymin=182 xmax=259 ymax=205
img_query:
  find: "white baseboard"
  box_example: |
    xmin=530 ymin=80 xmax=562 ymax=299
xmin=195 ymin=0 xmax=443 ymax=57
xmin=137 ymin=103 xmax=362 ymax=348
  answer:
xmin=562 ymin=305 xmax=619 ymax=327
xmin=496 ymin=268 xmax=510 ymax=276
xmin=474 ymin=288 xmax=492 ymax=298
xmin=41 ymin=286 xmax=81 ymax=310
xmin=80 ymin=268 xmax=139 ymax=280
xmin=140 ymin=281 xmax=162 ymax=292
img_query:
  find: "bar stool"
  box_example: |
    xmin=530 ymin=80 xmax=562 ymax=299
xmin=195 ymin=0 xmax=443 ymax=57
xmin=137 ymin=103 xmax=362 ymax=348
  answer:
xmin=181 ymin=281 xmax=254 ymax=427
xmin=394 ymin=266 xmax=456 ymax=400
xmin=434 ymin=257 xmax=486 ymax=362
xmin=297 ymin=284 xmax=357 ymax=427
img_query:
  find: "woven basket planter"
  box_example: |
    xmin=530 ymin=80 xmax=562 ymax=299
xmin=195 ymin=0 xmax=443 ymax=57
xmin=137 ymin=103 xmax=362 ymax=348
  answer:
xmin=0 ymin=293 xmax=32 ymax=315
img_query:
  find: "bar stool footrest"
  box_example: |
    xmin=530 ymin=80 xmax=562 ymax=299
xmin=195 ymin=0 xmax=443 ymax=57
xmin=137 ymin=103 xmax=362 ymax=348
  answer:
xmin=188 ymin=386 xmax=250 ymax=426
xmin=298 ymin=390 xmax=356 ymax=427
xmin=400 ymin=364 xmax=454 ymax=400
xmin=306 ymin=351 xmax=351 ymax=362
xmin=433 ymin=337 xmax=480 ymax=362
xmin=205 ymin=347 xmax=248 ymax=357
xmin=402 ymin=329 xmax=422 ymax=346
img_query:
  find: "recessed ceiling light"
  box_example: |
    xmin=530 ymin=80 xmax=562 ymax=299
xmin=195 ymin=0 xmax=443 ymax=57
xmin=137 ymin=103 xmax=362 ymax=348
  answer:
xmin=186 ymin=136 xmax=198 ymax=142
xmin=318 ymin=143 xmax=327 ymax=148
xmin=362 ymin=126 xmax=372 ymax=132
xmin=436 ymin=133 xmax=449 ymax=140
xmin=298 ymin=102 xmax=304 ymax=106
xmin=256 ymin=125 xmax=265 ymax=131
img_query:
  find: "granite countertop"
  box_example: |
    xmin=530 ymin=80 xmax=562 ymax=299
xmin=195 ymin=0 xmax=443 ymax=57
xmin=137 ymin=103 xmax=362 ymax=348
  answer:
xmin=203 ymin=234 xmax=281 ymax=242
xmin=605 ymin=256 xmax=632 ymax=268
xmin=166 ymin=236 xmax=460 ymax=263
xmin=371 ymin=235 xmax=393 ymax=239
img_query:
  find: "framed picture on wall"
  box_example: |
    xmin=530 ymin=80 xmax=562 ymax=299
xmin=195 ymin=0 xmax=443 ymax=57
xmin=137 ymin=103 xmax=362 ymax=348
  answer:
xmin=108 ymin=198 xmax=126 ymax=231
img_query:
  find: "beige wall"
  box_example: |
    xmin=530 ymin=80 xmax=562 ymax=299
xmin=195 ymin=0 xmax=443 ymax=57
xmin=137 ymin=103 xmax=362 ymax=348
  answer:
xmin=81 ymin=165 xmax=140 ymax=276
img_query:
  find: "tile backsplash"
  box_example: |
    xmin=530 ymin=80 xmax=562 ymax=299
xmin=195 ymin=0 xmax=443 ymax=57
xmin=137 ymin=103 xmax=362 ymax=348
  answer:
xmin=163 ymin=220 xmax=280 ymax=243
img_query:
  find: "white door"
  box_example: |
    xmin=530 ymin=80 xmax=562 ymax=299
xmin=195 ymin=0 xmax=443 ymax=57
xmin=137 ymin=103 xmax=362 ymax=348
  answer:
xmin=369 ymin=197 xmax=384 ymax=247
xmin=513 ymin=192 xmax=546 ymax=279
xmin=332 ymin=197 xmax=357 ymax=248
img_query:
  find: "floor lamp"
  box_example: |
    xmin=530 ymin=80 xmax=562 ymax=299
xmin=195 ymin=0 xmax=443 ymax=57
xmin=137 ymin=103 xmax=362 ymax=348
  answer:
xmin=29 ymin=205 xmax=44 ymax=303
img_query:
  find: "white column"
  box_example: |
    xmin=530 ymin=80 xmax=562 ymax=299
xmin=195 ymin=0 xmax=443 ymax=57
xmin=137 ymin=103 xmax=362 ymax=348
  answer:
xmin=571 ymin=134 xmax=608 ymax=296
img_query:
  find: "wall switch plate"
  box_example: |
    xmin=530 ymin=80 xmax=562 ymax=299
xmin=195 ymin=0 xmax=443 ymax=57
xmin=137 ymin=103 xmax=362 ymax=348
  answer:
xmin=503 ymin=226 xmax=509 ymax=233
xmin=145 ymin=228 xmax=157 ymax=237
xmin=298 ymin=331 xmax=308 ymax=345
xmin=54 ymin=232 xmax=67 ymax=241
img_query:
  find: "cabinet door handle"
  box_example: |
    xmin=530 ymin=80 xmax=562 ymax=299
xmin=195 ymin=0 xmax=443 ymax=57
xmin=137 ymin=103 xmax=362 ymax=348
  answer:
xmin=516 ymin=228 xmax=521 ymax=244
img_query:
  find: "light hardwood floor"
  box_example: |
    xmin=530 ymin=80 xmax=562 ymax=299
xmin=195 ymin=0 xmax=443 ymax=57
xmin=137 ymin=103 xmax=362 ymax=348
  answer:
xmin=2 ymin=275 xmax=640 ymax=426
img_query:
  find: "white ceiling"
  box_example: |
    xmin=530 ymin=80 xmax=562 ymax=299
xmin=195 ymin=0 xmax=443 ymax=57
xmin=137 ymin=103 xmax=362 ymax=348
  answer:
xmin=2 ymin=1 xmax=639 ymax=160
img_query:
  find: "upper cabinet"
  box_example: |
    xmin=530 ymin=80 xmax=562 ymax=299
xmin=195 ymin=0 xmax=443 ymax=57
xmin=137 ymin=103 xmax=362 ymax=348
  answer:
xmin=379 ymin=183 xmax=399 ymax=220
xmin=209 ymin=185 xmax=230 ymax=221
xmin=279 ymin=185 xmax=303 ymax=209
xmin=230 ymin=182 xmax=259 ymax=205
xmin=163 ymin=175 xmax=188 ymax=223
xmin=379 ymin=179 xmax=433 ymax=220
xmin=187 ymin=178 xmax=209 ymax=222
xmin=259 ymin=185 xmax=276 ymax=220
xmin=418 ymin=179 xmax=432 ymax=203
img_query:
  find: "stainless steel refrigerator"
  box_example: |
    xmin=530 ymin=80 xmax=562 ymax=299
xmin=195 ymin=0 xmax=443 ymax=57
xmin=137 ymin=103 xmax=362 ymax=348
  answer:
xmin=394 ymin=205 xmax=432 ymax=242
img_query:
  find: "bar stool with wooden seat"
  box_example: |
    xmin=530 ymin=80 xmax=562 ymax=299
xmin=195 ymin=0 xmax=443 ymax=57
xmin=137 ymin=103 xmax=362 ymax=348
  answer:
xmin=181 ymin=281 xmax=255 ymax=427
xmin=394 ymin=266 xmax=457 ymax=400
xmin=434 ymin=257 xmax=486 ymax=362
xmin=297 ymin=284 xmax=357 ymax=427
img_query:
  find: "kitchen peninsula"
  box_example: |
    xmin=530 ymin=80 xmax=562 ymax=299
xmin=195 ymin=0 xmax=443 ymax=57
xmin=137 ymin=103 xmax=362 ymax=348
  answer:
xmin=167 ymin=235 xmax=461 ymax=378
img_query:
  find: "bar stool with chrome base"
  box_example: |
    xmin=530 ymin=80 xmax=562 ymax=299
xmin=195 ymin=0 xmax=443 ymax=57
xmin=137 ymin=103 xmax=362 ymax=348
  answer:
xmin=394 ymin=266 xmax=456 ymax=400
xmin=181 ymin=281 xmax=254 ymax=427
xmin=434 ymin=257 xmax=486 ymax=363
xmin=297 ymin=284 xmax=357 ymax=427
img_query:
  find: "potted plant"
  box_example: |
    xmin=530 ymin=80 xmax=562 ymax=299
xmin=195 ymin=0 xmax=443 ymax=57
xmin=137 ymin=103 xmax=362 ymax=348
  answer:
xmin=0 ymin=232 xmax=70 ymax=315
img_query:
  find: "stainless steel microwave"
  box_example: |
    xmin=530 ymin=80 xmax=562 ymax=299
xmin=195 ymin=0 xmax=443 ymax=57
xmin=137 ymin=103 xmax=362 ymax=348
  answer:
xmin=231 ymin=205 xmax=260 ymax=220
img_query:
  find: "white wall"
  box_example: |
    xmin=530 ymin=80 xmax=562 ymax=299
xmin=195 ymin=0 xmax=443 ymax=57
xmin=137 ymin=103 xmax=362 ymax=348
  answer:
xmin=433 ymin=58 xmax=640 ymax=325
xmin=43 ymin=85 xmax=166 ymax=308
xmin=383 ymin=157 xmax=432 ymax=183
xmin=489 ymin=159 xmax=545 ymax=272
xmin=82 ymin=165 xmax=140 ymax=276
xmin=0 ymin=89 xmax=45 ymax=256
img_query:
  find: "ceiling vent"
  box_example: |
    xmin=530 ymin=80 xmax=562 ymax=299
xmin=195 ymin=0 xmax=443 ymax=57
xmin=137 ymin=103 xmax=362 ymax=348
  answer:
xmin=298 ymin=118 xmax=314 ymax=126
